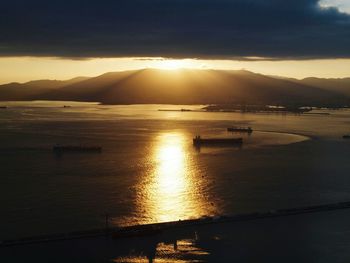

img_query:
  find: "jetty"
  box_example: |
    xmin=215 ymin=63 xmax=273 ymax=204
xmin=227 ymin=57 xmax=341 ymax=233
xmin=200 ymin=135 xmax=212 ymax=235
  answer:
xmin=3 ymin=201 xmax=350 ymax=248
xmin=227 ymin=126 xmax=253 ymax=133
xmin=193 ymin=136 xmax=243 ymax=146
xmin=158 ymin=108 xmax=193 ymax=112
xmin=53 ymin=144 xmax=102 ymax=153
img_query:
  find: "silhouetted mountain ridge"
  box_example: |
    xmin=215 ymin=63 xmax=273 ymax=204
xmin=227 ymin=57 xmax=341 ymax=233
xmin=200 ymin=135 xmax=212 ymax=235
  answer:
xmin=299 ymin=77 xmax=350 ymax=97
xmin=0 ymin=69 xmax=349 ymax=106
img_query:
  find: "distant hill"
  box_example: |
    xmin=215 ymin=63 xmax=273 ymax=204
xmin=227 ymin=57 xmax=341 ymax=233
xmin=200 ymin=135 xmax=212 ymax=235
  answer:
xmin=0 ymin=69 xmax=349 ymax=106
xmin=0 ymin=77 xmax=89 ymax=101
xmin=299 ymin=78 xmax=350 ymax=97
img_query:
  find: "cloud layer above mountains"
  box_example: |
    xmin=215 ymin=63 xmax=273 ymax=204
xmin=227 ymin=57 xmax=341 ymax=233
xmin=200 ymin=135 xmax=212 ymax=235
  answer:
xmin=0 ymin=0 xmax=349 ymax=59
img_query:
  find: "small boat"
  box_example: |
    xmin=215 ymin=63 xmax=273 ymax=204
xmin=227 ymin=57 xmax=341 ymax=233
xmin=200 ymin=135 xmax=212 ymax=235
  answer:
xmin=53 ymin=144 xmax=102 ymax=153
xmin=343 ymin=135 xmax=350 ymax=139
xmin=63 ymin=105 xmax=71 ymax=108
xmin=193 ymin=136 xmax=243 ymax=146
xmin=0 ymin=106 xmax=7 ymax=109
xmin=227 ymin=126 xmax=253 ymax=133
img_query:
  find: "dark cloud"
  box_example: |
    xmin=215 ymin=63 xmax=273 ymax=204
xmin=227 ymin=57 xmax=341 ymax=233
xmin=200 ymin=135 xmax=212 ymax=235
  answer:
xmin=0 ymin=0 xmax=349 ymax=59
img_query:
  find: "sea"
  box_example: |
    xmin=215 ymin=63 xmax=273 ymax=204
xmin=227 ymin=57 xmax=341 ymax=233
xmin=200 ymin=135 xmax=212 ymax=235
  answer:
xmin=1 ymin=101 xmax=350 ymax=240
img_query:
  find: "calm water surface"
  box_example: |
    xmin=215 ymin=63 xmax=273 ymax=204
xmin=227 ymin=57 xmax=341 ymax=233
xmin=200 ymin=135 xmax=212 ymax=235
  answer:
xmin=0 ymin=101 xmax=350 ymax=240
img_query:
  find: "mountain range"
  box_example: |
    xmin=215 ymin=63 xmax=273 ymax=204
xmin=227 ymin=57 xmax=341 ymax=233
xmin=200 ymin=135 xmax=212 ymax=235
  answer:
xmin=0 ymin=69 xmax=349 ymax=106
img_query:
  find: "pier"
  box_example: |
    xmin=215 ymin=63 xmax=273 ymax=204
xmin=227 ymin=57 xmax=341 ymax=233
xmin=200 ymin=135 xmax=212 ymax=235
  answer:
xmin=3 ymin=201 xmax=350 ymax=248
xmin=193 ymin=136 xmax=243 ymax=146
xmin=52 ymin=144 xmax=102 ymax=153
xmin=227 ymin=126 xmax=253 ymax=133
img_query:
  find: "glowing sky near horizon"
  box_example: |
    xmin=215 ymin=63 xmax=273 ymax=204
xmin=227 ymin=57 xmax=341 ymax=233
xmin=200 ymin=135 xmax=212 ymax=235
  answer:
xmin=0 ymin=57 xmax=350 ymax=84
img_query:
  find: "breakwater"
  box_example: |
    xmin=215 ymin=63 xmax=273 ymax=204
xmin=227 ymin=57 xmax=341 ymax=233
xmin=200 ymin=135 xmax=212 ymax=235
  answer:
xmin=2 ymin=201 xmax=350 ymax=247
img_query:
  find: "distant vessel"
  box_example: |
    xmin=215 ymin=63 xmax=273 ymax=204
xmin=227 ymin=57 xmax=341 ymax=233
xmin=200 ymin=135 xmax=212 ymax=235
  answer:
xmin=343 ymin=135 xmax=350 ymax=139
xmin=63 ymin=105 xmax=71 ymax=108
xmin=53 ymin=144 xmax=102 ymax=153
xmin=193 ymin=136 xmax=243 ymax=146
xmin=0 ymin=106 xmax=7 ymax=109
xmin=227 ymin=126 xmax=253 ymax=133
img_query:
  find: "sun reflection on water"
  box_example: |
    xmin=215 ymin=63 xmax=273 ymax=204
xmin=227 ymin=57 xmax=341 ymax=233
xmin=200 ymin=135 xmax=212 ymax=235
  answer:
xmin=113 ymin=239 xmax=209 ymax=263
xmin=141 ymin=132 xmax=209 ymax=223
xmin=157 ymin=138 xmax=185 ymax=193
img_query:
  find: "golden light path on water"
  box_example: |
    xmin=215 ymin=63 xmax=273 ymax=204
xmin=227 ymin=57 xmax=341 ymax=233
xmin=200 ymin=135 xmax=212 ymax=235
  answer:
xmin=113 ymin=133 xmax=214 ymax=262
xmin=142 ymin=132 xmax=209 ymax=223
xmin=133 ymin=129 xmax=307 ymax=226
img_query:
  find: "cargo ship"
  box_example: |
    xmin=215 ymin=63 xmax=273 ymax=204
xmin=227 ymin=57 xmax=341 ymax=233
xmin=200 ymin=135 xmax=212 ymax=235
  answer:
xmin=53 ymin=144 xmax=102 ymax=153
xmin=193 ymin=136 xmax=243 ymax=146
xmin=227 ymin=126 xmax=253 ymax=133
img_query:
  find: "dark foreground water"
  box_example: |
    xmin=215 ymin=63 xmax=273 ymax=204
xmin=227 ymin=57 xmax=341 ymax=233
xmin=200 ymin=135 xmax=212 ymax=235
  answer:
xmin=1 ymin=102 xmax=350 ymax=241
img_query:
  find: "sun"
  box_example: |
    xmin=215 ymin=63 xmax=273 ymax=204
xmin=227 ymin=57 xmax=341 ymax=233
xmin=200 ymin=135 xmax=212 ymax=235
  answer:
xmin=153 ymin=59 xmax=195 ymax=70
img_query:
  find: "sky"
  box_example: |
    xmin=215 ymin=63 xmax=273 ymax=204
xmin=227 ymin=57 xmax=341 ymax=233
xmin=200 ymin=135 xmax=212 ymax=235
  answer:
xmin=320 ymin=0 xmax=350 ymax=12
xmin=0 ymin=0 xmax=350 ymax=84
